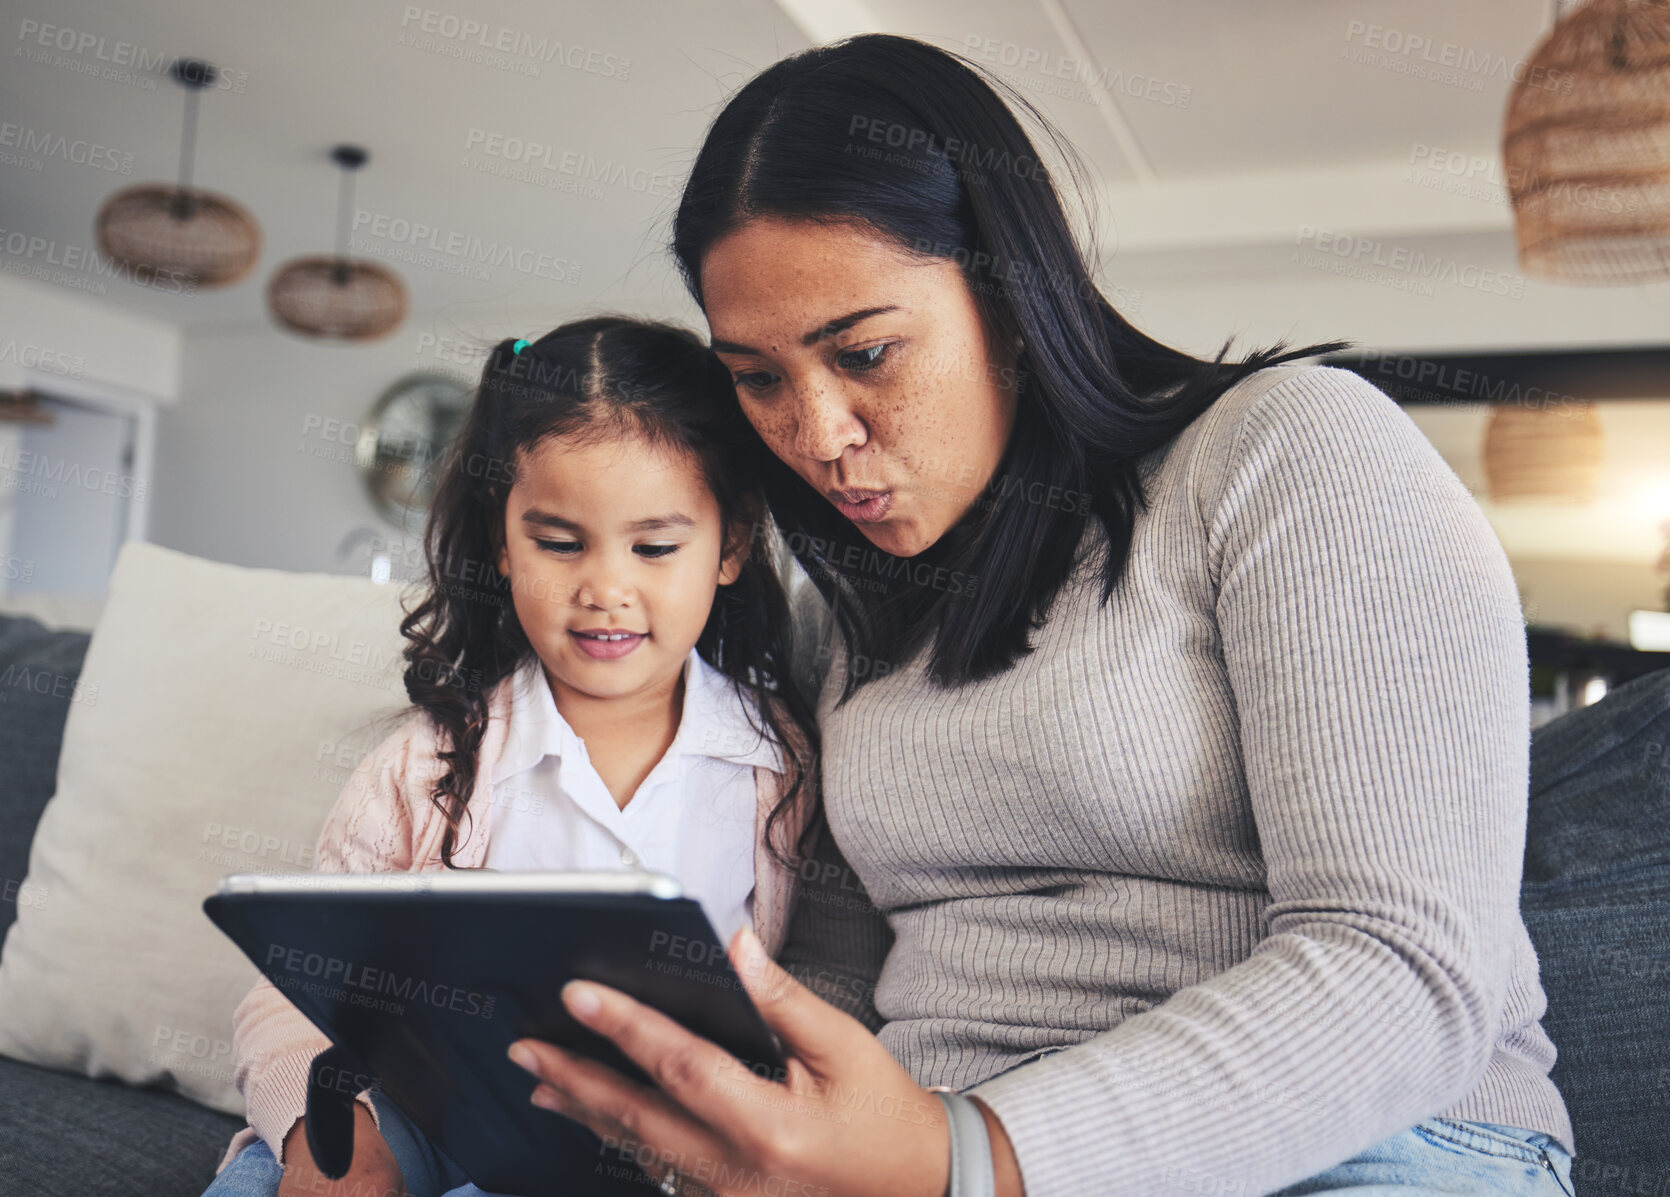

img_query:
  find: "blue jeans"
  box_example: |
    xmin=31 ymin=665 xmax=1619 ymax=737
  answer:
xmin=201 ymin=1088 xmax=607 ymax=1197
xmin=204 ymin=1087 xmax=1576 ymax=1196
xmin=993 ymin=1046 xmax=1576 ymax=1194
xmin=1268 ymin=1118 xmax=1575 ymax=1195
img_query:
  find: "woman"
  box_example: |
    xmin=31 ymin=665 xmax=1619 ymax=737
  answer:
xmin=509 ymin=34 xmax=1576 ymax=1197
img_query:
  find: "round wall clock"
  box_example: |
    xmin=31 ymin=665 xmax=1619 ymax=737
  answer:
xmin=356 ymin=371 xmax=472 ymax=525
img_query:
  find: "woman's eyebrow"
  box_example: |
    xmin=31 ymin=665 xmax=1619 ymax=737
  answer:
xmin=709 ymin=305 xmax=900 ymax=356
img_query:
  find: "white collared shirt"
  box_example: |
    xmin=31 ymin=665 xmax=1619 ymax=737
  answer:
xmin=480 ymin=649 xmax=783 ymax=946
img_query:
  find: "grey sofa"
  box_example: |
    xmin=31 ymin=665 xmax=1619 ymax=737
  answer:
xmin=0 ymin=615 xmax=246 ymax=1196
xmin=1 ymin=610 xmax=1666 ymax=1196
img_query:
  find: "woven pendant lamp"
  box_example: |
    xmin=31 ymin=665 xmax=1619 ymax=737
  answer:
xmin=1482 ymin=402 xmax=1606 ymax=503
xmin=1503 ymin=0 xmax=1670 ymax=284
xmin=94 ymin=59 xmax=260 ymax=288
xmin=267 ymin=145 xmax=407 ymax=341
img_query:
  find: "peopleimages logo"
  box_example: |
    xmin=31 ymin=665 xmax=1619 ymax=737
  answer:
xmin=14 ymin=19 xmax=250 ymax=91
xmin=264 ymin=941 xmax=497 ymax=1019
xmin=0 ymin=227 xmax=196 ymax=295
xmin=961 ymin=35 xmax=1193 ymax=108
xmin=1342 ymin=20 xmax=1572 ymax=94
xmin=1293 ymin=225 xmax=1525 ymax=299
xmin=1354 ymin=351 xmax=1583 ymax=416
xmin=0 ymin=443 xmax=148 ymax=500
xmin=0 ymin=338 xmax=85 ymax=378
xmin=0 ymin=122 xmax=133 ymax=173
xmin=351 ymin=209 xmax=583 ymax=285
xmin=396 ymin=7 xmax=631 ymax=80
xmin=249 ymin=618 xmax=401 ymax=672
xmin=462 ymin=128 xmax=677 ymax=199
xmin=1406 ymin=141 xmax=1642 ymax=217
xmin=755 ymin=522 xmax=979 ymax=599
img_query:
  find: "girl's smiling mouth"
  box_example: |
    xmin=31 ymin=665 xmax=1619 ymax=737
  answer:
xmin=568 ymin=629 xmax=646 ymax=660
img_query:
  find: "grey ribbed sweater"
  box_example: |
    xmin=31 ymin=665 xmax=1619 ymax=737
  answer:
xmin=789 ymin=364 xmax=1571 ymax=1197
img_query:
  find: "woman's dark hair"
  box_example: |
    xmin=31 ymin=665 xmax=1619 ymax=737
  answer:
xmin=673 ymin=34 xmax=1349 ymax=696
xmin=402 ymin=316 xmax=817 ymax=868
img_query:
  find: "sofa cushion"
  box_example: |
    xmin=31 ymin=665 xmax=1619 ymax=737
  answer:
xmin=0 ymin=615 xmax=91 ymax=940
xmin=1521 ymin=666 xmax=1670 ymax=1197
xmin=0 ymin=541 xmax=409 ymax=1115
xmin=0 ymin=1053 xmax=244 ymax=1196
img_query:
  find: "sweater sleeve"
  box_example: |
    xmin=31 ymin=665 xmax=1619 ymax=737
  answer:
xmin=225 ymin=721 xmax=436 ymax=1170
xmin=967 ymin=366 xmax=1531 ymax=1196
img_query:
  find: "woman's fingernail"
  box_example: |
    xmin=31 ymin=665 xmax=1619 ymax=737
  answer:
xmin=564 ymin=981 xmax=603 ymax=1021
xmin=531 ymin=1087 xmax=565 ymax=1112
xmin=508 ymin=1043 xmax=537 ymax=1072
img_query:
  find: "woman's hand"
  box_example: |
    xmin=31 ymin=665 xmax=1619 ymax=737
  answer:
xmin=278 ymin=1107 xmax=409 ymax=1197
xmin=508 ymin=926 xmax=982 ymax=1197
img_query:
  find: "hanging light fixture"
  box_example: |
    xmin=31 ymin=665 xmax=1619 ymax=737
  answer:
xmin=95 ymin=59 xmax=261 ymax=288
xmin=1503 ymin=0 xmax=1670 ymax=284
xmin=267 ymin=145 xmax=407 ymax=341
xmin=1482 ymin=402 xmax=1606 ymax=503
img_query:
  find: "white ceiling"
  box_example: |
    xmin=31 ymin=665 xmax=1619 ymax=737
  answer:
xmin=0 ymin=0 xmax=1569 ymax=332
xmin=1 ymin=0 xmax=815 ymax=330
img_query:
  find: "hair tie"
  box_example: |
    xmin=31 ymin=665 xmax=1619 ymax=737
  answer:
xmin=512 ymin=338 xmax=531 ymax=355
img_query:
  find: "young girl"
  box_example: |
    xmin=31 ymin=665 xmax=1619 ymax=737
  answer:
xmin=203 ymin=317 xmax=821 ymax=1197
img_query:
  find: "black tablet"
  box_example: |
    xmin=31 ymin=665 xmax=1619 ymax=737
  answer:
xmin=204 ymin=870 xmax=786 ymax=1196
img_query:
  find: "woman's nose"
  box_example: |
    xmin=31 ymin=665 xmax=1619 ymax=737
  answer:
xmin=793 ymin=383 xmax=867 ymax=462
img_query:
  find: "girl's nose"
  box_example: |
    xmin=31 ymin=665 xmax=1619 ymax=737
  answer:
xmin=573 ymin=573 xmax=632 ymax=611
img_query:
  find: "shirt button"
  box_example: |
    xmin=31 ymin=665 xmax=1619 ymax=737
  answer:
xmin=620 ymin=847 xmax=639 ymax=867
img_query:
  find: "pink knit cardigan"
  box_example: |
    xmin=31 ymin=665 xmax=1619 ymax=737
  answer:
xmin=214 ymin=674 xmax=814 ymax=1173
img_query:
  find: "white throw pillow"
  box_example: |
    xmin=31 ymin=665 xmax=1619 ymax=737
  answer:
xmin=0 ymin=541 xmax=412 ymax=1113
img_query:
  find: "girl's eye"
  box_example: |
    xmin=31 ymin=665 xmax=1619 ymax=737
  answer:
xmin=534 ymin=539 xmax=581 ymax=555
xmin=733 ymin=370 xmax=777 ymax=394
xmin=836 ymin=343 xmax=890 ymax=372
xmin=635 ymin=544 xmax=680 ymax=559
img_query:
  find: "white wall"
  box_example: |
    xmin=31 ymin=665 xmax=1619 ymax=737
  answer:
xmin=0 ymin=277 xmax=178 ymax=618
xmin=1510 ymin=558 xmax=1666 ymax=644
xmin=0 ymin=274 xmax=180 ymax=399
xmin=152 ymin=322 xmax=459 ymax=578
xmin=1104 ymin=249 xmax=1670 ymax=360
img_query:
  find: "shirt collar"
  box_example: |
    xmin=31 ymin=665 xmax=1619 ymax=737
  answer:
xmin=489 ymin=649 xmax=785 ymax=787
xmin=672 ymin=649 xmax=786 ymax=772
xmin=489 ymin=656 xmax=577 ymax=787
